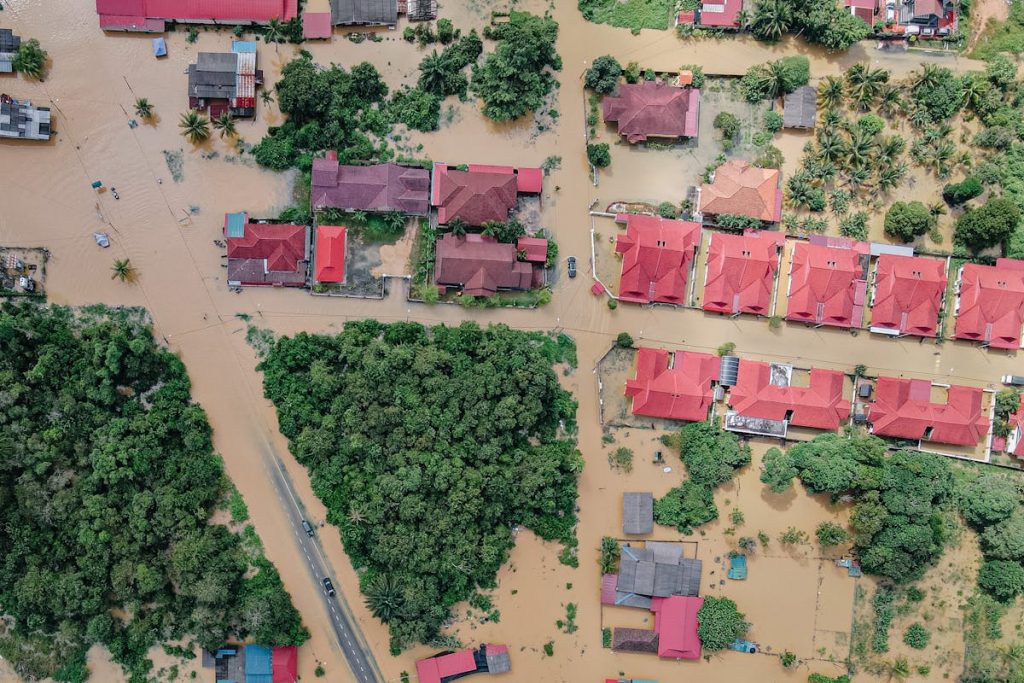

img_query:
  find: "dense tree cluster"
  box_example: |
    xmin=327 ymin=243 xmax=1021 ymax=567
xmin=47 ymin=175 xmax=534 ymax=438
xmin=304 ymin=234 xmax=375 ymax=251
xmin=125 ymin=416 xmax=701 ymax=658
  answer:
xmin=740 ymin=55 xmax=810 ymax=102
xmin=472 ymin=12 xmax=562 ymax=122
xmin=0 ymin=303 xmax=305 ymax=681
xmin=884 ymin=200 xmax=934 ymax=242
xmin=585 ymin=55 xmax=623 ymax=95
xmin=696 ymin=596 xmax=749 ymax=651
xmin=750 ymin=0 xmax=869 ymax=51
xmin=943 ymin=176 xmax=984 ymax=206
xmin=954 ymin=196 xmax=1021 ymax=251
xmin=258 ymin=321 xmax=582 ymax=651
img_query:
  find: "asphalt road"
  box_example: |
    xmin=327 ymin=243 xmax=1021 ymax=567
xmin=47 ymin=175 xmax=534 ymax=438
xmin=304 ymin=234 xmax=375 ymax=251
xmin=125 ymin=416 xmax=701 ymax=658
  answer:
xmin=262 ymin=444 xmax=383 ymax=683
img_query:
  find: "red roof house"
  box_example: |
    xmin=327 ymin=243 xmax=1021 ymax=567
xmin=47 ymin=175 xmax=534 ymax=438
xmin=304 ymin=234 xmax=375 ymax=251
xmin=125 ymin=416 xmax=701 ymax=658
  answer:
xmin=311 ymin=160 xmax=430 ymax=215
xmin=729 ymin=360 xmax=851 ymax=430
xmin=96 ymin=0 xmax=297 ymax=32
xmin=434 ymin=233 xmax=534 ymax=296
xmin=602 ymin=82 xmax=701 ymax=144
xmin=415 ymin=645 xmax=510 ymax=683
xmin=466 ymin=164 xmax=544 ymax=194
xmin=517 ymin=236 xmax=548 ymax=263
xmin=703 ymin=231 xmax=783 ymax=316
xmin=271 ymin=646 xmax=297 ymax=683
xmin=700 ymin=160 xmax=782 ymax=223
xmin=846 ymin=0 xmax=879 ymax=23
xmin=870 ymin=254 xmax=947 ymax=338
xmin=314 ymin=225 xmax=346 ymax=284
xmin=651 ymin=595 xmax=703 ymax=660
xmin=786 ymin=241 xmax=869 ymax=328
xmin=677 ymin=0 xmax=743 ymax=27
xmin=625 ymin=348 xmax=721 ymax=422
xmin=1007 ymin=409 xmax=1024 ymax=458
xmin=869 ymin=377 xmax=989 ymax=446
xmin=615 ymin=214 xmax=701 ymax=305
xmin=431 ymin=163 xmax=519 ymax=226
xmin=953 ymin=259 xmax=1024 ymax=349
xmin=224 ymin=213 xmax=307 ymax=287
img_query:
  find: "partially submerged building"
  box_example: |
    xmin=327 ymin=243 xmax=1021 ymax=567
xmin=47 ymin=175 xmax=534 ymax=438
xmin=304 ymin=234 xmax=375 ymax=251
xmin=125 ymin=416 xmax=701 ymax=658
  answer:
xmin=615 ymin=214 xmax=701 ymax=305
xmin=330 ymin=0 xmax=398 ymax=26
xmin=845 ymin=0 xmax=880 ymax=24
xmin=953 ymin=259 xmax=1024 ymax=350
xmin=223 ymin=212 xmax=309 ymax=287
xmin=702 ymin=231 xmax=783 ymax=316
xmin=868 ymin=377 xmax=988 ymax=446
xmin=601 ymin=81 xmax=700 ymax=144
xmin=431 ymin=163 xmax=533 ymax=226
xmin=676 ymin=0 xmax=744 ymax=28
xmin=95 ymin=0 xmax=298 ymax=32
xmin=433 ymin=233 xmax=537 ymax=297
xmin=202 ymin=644 xmax=297 ymax=683
xmin=698 ymin=160 xmax=782 ymax=224
xmin=0 ymin=28 xmax=21 ymax=73
xmin=786 ymin=239 xmax=869 ymax=329
xmin=727 ymin=360 xmax=851 ymax=434
xmin=782 ymin=86 xmax=817 ymax=129
xmin=611 ymin=595 xmax=704 ymax=661
xmin=603 ymin=541 xmax=703 ymax=609
xmin=0 ymin=95 xmax=51 ymax=141
xmin=311 ymin=155 xmax=430 ymax=215
xmin=187 ymin=42 xmax=260 ymax=118
xmin=624 ymin=348 xmax=720 ymax=422
xmin=897 ymin=0 xmax=957 ymax=39
xmin=870 ymin=254 xmax=947 ymax=338
xmin=415 ymin=644 xmax=510 ymax=683
xmin=313 ymin=225 xmax=346 ymax=284
xmin=623 ymin=492 xmax=654 ymax=535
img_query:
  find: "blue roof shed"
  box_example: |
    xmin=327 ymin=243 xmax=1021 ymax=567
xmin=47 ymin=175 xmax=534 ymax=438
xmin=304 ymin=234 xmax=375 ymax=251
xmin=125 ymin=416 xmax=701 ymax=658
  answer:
xmin=152 ymin=37 xmax=167 ymax=57
xmin=232 ymin=41 xmax=258 ymax=54
xmin=245 ymin=645 xmax=272 ymax=683
xmin=225 ymin=212 xmax=247 ymax=238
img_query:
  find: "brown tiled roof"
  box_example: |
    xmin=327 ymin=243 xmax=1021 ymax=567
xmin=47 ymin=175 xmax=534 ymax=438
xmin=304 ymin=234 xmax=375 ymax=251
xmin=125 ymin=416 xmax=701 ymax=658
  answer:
xmin=700 ymin=160 xmax=781 ymax=222
xmin=434 ymin=233 xmax=534 ymax=296
xmin=311 ymin=160 xmax=430 ymax=215
xmin=432 ymin=166 xmax=518 ymax=226
xmin=602 ymin=81 xmax=701 ymax=143
xmin=612 ymin=628 xmax=659 ymax=653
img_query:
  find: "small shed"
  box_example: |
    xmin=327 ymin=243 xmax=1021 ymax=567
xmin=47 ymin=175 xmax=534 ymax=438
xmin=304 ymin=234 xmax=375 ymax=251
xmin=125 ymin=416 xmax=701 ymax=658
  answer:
xmin=783 ymin=86 xmax=816 ymax=129
xmin=623 ymin=492 xmax=654 ymax=535
xmin=151 ymin=37 xmax=167 ymax=57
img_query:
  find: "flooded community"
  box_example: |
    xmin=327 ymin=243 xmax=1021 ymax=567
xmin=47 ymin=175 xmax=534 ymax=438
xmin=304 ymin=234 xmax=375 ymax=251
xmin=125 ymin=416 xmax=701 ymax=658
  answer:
xmin=6 ymin=0 xmax=1024 ymax=682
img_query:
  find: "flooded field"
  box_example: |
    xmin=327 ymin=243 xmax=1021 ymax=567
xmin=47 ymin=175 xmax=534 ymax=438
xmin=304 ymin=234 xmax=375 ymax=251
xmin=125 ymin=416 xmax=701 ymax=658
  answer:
xmin=0 ymin=0 xmax=1015 ymax=681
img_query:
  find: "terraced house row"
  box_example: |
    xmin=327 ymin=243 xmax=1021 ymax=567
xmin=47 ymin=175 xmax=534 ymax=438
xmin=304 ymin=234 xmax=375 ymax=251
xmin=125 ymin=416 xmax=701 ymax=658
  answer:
xmin=605 ymin=213 xmax=1024 ymax=350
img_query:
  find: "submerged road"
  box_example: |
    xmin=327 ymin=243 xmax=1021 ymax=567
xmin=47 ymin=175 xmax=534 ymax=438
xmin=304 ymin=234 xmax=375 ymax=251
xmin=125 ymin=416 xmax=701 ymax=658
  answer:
xmin=261 ymin=442 xmax=383 ymax=683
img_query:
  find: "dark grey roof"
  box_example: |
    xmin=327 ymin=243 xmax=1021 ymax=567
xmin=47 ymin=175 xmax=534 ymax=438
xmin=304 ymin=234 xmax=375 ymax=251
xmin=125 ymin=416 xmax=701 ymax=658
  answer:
xmin=0 ymin=96 xmax=51 ymax=141
xmin=623 ymin=492 xmax=653 ymax=535
xmin=0 ymin=28 xmax=21 ymax=53
xmin=331 ymin=0 xmax=398 ymax=25
xmin=485 ymin=650 xmax=510 ymax=674
xmin=783 ymin=86 xmax=816 ymax=129
xmin=188 ymin=63 xmax=236 ymax=100
xmin=197 ymin=52 xmax=238 ymax=72
xmin=612 ymin=628 xmax=659 ymax=653
xmin=617 ymin=542 xmax=702 ymax=598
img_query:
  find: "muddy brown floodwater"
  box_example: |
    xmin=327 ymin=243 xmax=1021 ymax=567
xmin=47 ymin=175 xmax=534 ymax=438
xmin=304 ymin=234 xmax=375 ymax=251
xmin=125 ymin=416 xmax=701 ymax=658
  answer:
xmin=0 ymin=0 xmax=1009 ymax=681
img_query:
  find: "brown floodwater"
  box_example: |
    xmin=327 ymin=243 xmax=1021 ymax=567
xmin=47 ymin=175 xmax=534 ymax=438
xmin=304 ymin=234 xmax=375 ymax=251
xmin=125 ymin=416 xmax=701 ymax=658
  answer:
xmin=0 ymin=0 xmax=1011 ymax=681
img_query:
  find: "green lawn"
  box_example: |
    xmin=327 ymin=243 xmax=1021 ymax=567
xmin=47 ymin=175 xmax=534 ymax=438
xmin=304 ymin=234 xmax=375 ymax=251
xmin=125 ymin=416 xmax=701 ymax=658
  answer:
xmin=579 ymin=0 xmax=676 ymax=31
xmin=971 ymin=0 xmax=1024 ymax=59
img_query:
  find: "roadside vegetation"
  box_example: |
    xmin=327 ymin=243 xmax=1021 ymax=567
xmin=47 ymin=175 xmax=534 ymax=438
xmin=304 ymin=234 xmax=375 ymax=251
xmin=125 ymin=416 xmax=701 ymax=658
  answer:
xmin=11 ymin=38 xmax=48 ymax=80
xmin=258 ymin=321 xmax=582 ymax=652
xmin=0 ymin=303 xmax=306 ymax=681
xmin=749 ymin=0 xmax=869 ymax=50
xmin=577 ymin=0 xmax=675 ymax=32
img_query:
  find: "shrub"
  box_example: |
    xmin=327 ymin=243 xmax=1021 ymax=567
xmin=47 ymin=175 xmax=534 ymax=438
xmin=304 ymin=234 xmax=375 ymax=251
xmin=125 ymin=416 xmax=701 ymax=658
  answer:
xmin=609 ymin=447 xmax=633 ymax=473
xmin=816 ymin=522 xmax=849 ymax=547
xmin=761 ymin=447 xmax=797 ymax=493
xmin=615 ymin=332 xmax=634 ymax=348
xmin=884 ymin=201 xmax=932 ymax=242
xmin=436 ymin=18 xmax=456 ymax=44
xmin=755 ymin=145 xmax=784 ymax=169
xmin=587 ymin=143 xmax=611 ymax=168
xmin=607 ymin=298 xmax=617 ymax=310
xmin=653 ymin=481 xmax=718 ymax=533
xmin=714 ymin=111 xmax=742 ymax=145
xmin=585 ymin=55 xmax=623 ymax=94
xmin=763 ymin=110 xmax=784 ymax=133
xmin=679 ymin=64 xmax=706 ymax=89
xmin=599 ymin=536 xmax=621 ymax=574
xmin=657 ymin=201 xmax=678 ymax=218
xmin=543 ymin=641 xmax=554 ymax=656
xmin=942 ymin=177 xmax=984 ymax=206
xmin=780 ymin=651 xmax=797 ymax=667
xmin=902 ymin=623 xmax=930 ymax=650
xmin=978 ymin=559 xmax=1024 ymax=602
xmin=954 ymin=197 xmax=1021 ymax=251
xmin=717 ymin=341 xmax=735 ymax=356
xmin=696 ymin=597 xmax=748 ymax=651
xmin=839 ymin=211 xmax=869 ymax=240
xmin=779 ymin=527 xmax=809 ymax=545
xmin=12 ymin=38 xmax=48 ymax=80
xmin=857 ymin=113 xmax=885 ymax=137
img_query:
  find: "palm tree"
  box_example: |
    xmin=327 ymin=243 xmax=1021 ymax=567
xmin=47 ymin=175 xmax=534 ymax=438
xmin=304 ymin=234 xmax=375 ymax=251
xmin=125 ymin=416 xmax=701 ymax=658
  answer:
xmin=912 ymin=63 xmax=943 ymax=90
xmin=929 ymin=201 xmax=947 ymax=218
xmin=212 ymin=112 xmax=237 ymax=139
xmin=735 ymin=9 xmax=751 ymax=27
xmin=382 ymin=211 xmax=407 ymax=233
xmin=847 ymin=130 xmax=878 ymax=168
xmin=111 ymin=259 xmax=135 ymax=282
xmin=264 ymin=19 xmax=286 ymax=45
xmin=817 ymin=131 xmax=847 ymax=164
xmin=818 ymin=76 xmax=845 ymax=110
xmin=821 ymin=108 xmax=843 ymax=130
xmin=750 ymin=0 xmax=793 ymax=42
xmin=876 ymin=163 xmax=907 ymax=192
xmin=418 ymin=51 xmax=448 ymax=96
xmin=347 ymin=507 xmax=366 ymax=524
xmin=886 ymin=658 xmax=911 ymax=682
xmin=364 ymin=574 xmax=404 ymax=622
xmin=877 ymin=84 xmax=902 ymax=117
xmin=909 ymin=105 xmax=930 ymax=130
xmin=847 ymin=67 xmax=887 ymax=111
xmin=845 ymin=167 xmax=871 ymax=192
xmin=448 ymin=218 xmax=468 ymax=237
xmin=134 ymin=98 xmax=154 ymax=120
xmin=178 ymin=110 xmax=210 ymax=144
xmin=961 ymin=74 xmax=986 ymax=110
xmin=878 ymin=135 xmax=906 ymax=164
xmin=260 ymin=90 xmax=274 ymax=105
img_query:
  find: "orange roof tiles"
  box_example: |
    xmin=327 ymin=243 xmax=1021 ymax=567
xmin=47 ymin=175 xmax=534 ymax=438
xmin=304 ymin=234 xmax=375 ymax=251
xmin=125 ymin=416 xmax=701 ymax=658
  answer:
xmin=699 ymin=160 xmax=782 ymax=223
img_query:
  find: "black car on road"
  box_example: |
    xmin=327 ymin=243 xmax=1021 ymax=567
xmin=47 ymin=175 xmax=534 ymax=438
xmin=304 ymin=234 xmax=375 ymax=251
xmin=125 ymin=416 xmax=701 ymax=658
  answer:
xmin=322 ymin=577 xmax=336 ymax=597
xmin=567 ymin=256 xmax=577 ymax=278
xmin=301 ymin=519 xmax=315 ymax=537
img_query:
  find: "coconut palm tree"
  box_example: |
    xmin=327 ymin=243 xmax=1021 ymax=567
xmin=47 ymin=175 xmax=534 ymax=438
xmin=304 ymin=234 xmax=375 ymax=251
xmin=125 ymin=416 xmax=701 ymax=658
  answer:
xmin=448 ymin=218 xmax=468 ymax=237
xmin=877 ymin=84 xmax=902 ymax=117
xmin=264 ymin=19 xmax=286 ymax=45
xmin=961 ymin=74 xmax=986 ymax=110
xmin=879 ymin=135 xmax=907 ymax=164
xmin=750 ymin=0 xmax=793 ymax=42
xmin=912 ymin=64 xmax=943 ymax=90
xmin=876 ymin=163 xmax=907 ymax=192
xmin=382 ymin=211 xmax=407 ymax=233
xmin=178 ymin=111 xmax=210 ymax=144
xmin=818 ymin=76 xmax=845 ymax=110
xmin=260 ymin=90 xmax=274 ymax=105
xmin=817 ymin=131 xmax=847 ymax=164
xmin=212 ymin=112 xmax=237 ymax=139
xmin=111 ymin=259 xmax=135 ymax=282
xmin=909 ymin=105 xmax=931 ymax=130
xmin=364 ymin=574 xmax=404 ymax=622
xmin=847 ymin=130 xmax=878 ymax=168
xmin=820 ymin=108 xmax=843 ymax=130
xmin=845 ymin=167 xmax=871 ymax=192
xmin=134 ymin=98 xmax=154 ymax=120
xmin=847 ymin=65 xmax=888 ymax=111
xmin=418 ymin=50 xmax=448 ymax=96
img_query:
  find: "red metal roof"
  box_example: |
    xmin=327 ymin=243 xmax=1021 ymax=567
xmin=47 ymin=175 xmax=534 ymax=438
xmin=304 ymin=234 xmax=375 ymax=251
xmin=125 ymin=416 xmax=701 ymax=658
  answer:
xmin=271 ymin=646 xmax=297 ymax=683
xmin=314 ymin=225 xmax=346 ymax=283
xmin=602 ymin=82 xmax=700 ymax=144
xmin=871 ymin=254 xmax=947 ymax=338
xmin=698 ymin=0 xmax=742 ymax=27
xmin=415 ymin=650 xmax=476 ymax=683
xmin=516 ymin=167 xmax=543 ymax=194
xmin=224 ymin=215 xmax=306 ymax=286
xmin=953 ymin=260 xmax=1024 ymax=349
xmin=517 ymin=236 xmax=548 ymax=263
xmin=703 ymin=231 xmax=782 ymax=316
xmin=700 ymin=160 xmax=782 ymax=222
xmin=98 ymin=13 xmax=165 ymax=30
xmin=311 ymin=160 xmax=430 ymax=215
xmin=651 ymin=595 xmax=703 ymax=659
xmin=625 ymin=348 xmax=720 ymax=422
xmin=729 ymin=360 xmax=851 ymax=430
xmin=615 ymin=214 xmax=701 ymax=305
xmin=869 ymin=377 xmax=988 ymax=446
xmin=302 ymin=11 xmax=332 ymax=39
xmin=432 ymin=164 xmax=519 ymax=226
xmin=787 ymin=242 xmax=867 ymax=328
xmin=96 ymin=0 xmax=297 ymax=23
xmin=1010 ymin=409 xmax=1024 ymax=458
xmin=434 ymin=233 xmax=534 ymax=296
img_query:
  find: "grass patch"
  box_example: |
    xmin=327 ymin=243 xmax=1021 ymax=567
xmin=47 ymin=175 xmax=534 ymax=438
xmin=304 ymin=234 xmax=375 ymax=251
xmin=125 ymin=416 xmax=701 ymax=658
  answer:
xmin=578 ymin=0 xmax=675 ymax=31
xmin=971 ymin=0 xmax=1024 ymax=60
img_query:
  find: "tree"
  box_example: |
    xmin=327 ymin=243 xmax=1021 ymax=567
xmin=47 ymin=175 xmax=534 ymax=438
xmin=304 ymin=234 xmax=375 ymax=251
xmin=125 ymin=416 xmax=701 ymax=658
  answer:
xmin=902 ymin=623 xmax=930 ymax=650
xmin=12 ymin=38 xmax=47 ymax=80
xmin=110 ymin=258 xmax=135 ymax=282
xmin=740 ymin=56 xmax=810 ymax=102
xmin=436 ymin=18 xmax=456 ymax=44
xmin=960 ymin=473 xmax=1019 ymax=528
xmin=883 ymin=201 xmax=933 ymax=242
xmin=671 ymin=421 xmax=751 ymax=489
xmin=954 ymin=197 xmax=1021 ymax=251
xmin=816 ymin=521 xmax=849 ymax=547
xmin=763 ymin=110 xmax=784 ymax=133
xmin=599 ymin=536 xmax=621 ymax=574
xmin=260 ymin=90 xmax=274 ymax=105
xmin=615 ymin=332 xmax=634 ymax=348
xmin=213 ymin=113 xmax=237 ymax=139
xmin=818 ymin=76 xmax=845 ymax=109
xmin=761 ymin=447 xmax=797 ymax=493
xmin=585 ymin=56 xmax=622 ymax=95
xmin=714 ymin=111 xmax=741 ymax=149
xmin=179 ymin=110 xmax=211 ymax=144
xmin=653 ymin=481 xmax=717 ymax=533
xmin=134 ymin=98 xmax=154 ymax=120
xmin=471 ymin=12 xmax=561 ymax=122
xmin=978 ymin=559 xmax=1024 ymax=602
xmin=264 ymin=18 xmax=286 ymax=44
xmin=363 ymin=574 xmax=405 ymax=622
xmin=981 ymin=512 xmax=1024 ymax=561
xmin=587 ymin=143 xmax=611 ymax=168
xmin=942 ymin=177 xmax=983 ymax=206
xmin=750 ymin=0 xmax=793 ymax=42
xmin=696 ymin=597 xmax=748 ymax=651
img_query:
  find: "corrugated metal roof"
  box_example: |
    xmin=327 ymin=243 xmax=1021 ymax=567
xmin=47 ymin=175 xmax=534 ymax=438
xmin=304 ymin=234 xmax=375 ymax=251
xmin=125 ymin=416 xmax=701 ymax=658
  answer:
xmin=225 ymin=212 xmax=247 ymax=237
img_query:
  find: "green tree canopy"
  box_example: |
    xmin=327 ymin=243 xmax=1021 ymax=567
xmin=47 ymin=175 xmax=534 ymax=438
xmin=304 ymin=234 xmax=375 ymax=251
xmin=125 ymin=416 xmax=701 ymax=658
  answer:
xmin=960 ymin=473 xmax=1020 ymax=528
xmin=884 ymin=200 xmax=933 ymax=242
xmin=653 ymin=481 xmax=717 ymax=534
xmin=672 ymin=421 xmax=751 ymax=488
xmin=954 ymin=197 xmax=1021 ymax=251
xmin=978 ymin=559 xmax=1024 ymax=602
xmin=760 ymin=446 xmax=797 ymax=493
xmin=696 ymin=596 xmax=749 ymax=651
xmin=585 ymin=55 xmax=623 ymax=94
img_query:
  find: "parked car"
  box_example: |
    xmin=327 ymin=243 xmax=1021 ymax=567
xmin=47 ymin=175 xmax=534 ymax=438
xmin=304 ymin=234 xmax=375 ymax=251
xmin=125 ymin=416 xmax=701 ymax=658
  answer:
xmin=322 ymin=577 xmax=336 ymax=597
xmin=1003 ymin=375 xmax=1024 ymax=386
xmin=567 ymin=256 xmax=577 ymax=278
xmin=301 ymin=519 xmax=314 ymax=537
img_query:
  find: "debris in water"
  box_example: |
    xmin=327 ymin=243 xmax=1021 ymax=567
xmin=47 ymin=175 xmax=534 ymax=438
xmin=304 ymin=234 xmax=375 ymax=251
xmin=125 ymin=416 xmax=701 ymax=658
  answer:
xmin=162 ymin=149 xmax=184 ymax=182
